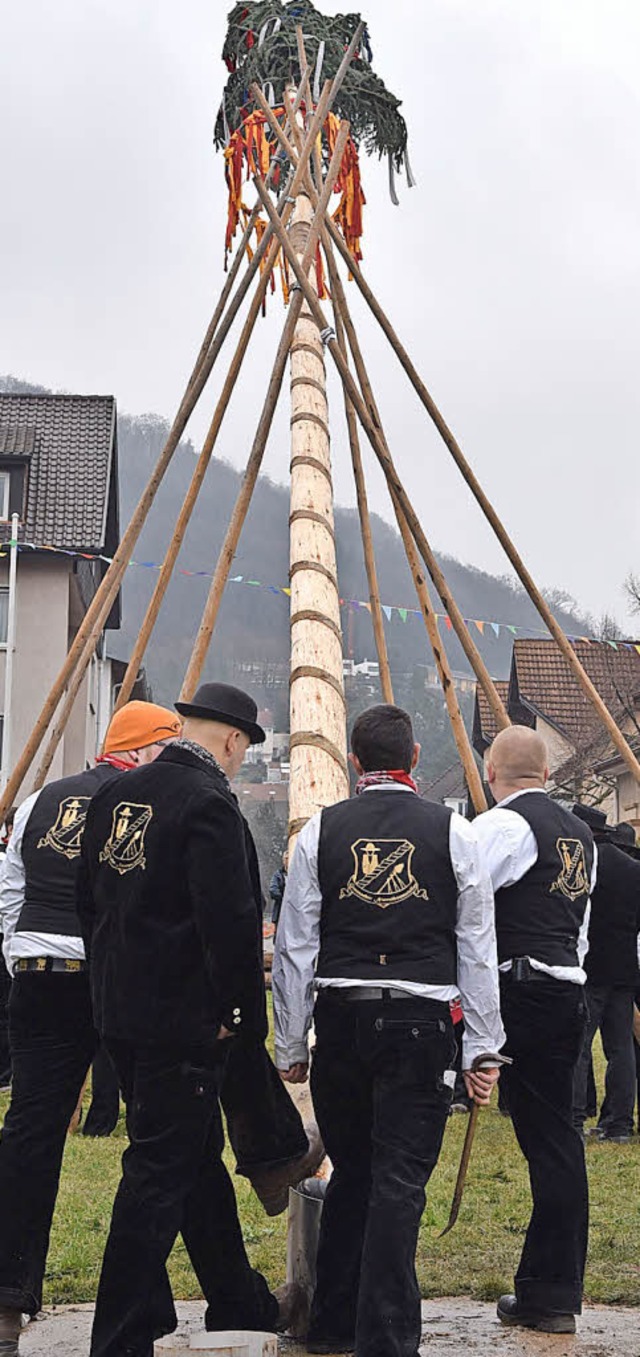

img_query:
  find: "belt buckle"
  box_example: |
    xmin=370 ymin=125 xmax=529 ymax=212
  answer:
xmin=512 ymin=957 xmax=532 ymax=983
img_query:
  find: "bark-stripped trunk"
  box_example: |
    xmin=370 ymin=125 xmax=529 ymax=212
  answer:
xmin=288 ymin=190 xmax=349 ymax=846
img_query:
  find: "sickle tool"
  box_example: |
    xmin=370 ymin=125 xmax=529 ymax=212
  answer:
xmin=440 ymin=1051 xmax=512 ymax=1237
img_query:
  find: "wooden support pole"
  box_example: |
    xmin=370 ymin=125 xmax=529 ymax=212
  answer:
xmin=255 ymin=94 xmax=640 ymax=786
xmin=16 ymin=75 xmax=356 ymax=798
xmin=254 ymin=179 xmax=511 ymax=737
xmin=108 ymin=37 xmax=362 ymax=716
xmin=113 ymin=89 xmax=342 ymax=716
xmin=317 ymin=218 xmax=640 ymax=785
xmin=179 ymin=122 xmax=352 ymax=704
xmin=0 ymin=99 xmax=327 ymax=814
xmin=332 ymin=299 xmax=395 ymax=705
xmin=323 ymin=248 xmax=486 ymax=811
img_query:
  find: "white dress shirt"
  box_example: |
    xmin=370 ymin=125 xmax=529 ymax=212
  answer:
xmin=0 ymin=791 xmax=86 ymax=973
xmin=473 ymin=788 xmax=597 ymax=985
xmin=272 ymin=784 xmax=505 ymax=1071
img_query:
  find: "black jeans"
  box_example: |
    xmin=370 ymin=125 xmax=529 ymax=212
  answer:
xmin=573 ymin=985 xmax=636 ymax=1136
xmin=0 ymin=947 xmax=11 ymax=1084
xmin=83 ymin=1043 xmax=121 ymax=1137
xmin=500 ymin=977 xmax=588 ymax=1315
xmin=309 ymin=992 xmax=454 ymax=1357
xmin=0 ymin=972 xmax=98 ymax=1313
xmin=90 ymin=1039 xmax=278 ymax=1357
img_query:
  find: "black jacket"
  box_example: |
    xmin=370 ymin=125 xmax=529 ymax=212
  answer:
xmin=585 ymin=840 xmax=640 ymax=988
xmin=77 ymin=743 xmax=267 ymax=1047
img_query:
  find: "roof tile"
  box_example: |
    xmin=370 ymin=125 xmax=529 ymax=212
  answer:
xmin=0 ymin=393 xmax=116 ymax=551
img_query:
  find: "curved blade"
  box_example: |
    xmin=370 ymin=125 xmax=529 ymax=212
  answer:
xmin=439 ymin=1102 xmax=479 ymax=1237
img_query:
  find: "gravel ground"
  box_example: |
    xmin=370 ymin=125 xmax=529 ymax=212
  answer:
xmin=18 ymin=1298 xmax=640 ymax=1357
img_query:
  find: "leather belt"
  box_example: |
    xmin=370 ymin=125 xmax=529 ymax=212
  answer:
xmin=320 ymin=985 xmax=423 ymax=1003
xmin=14 ymin=957 xmax=87 ymax=975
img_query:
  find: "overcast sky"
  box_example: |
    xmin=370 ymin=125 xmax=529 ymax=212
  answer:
xmin=2 ymin=0 xmax=639 ymax=629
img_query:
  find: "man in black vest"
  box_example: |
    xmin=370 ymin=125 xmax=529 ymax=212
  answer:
xmin=571 ymin=806 xmax=640 ymax=1141
xmin=79 ymin=684 xmax=309 ymax=1357
xmin=0 ymin=700 xmax=181 ymax=1357
xmin=273 ymin=704 xmax=505 ymax=1357
xmin=474 ymin=725 xmax=595 ymax=1335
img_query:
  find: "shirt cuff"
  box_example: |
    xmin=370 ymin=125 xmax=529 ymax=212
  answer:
xmin=461 ymin=1030 xmax=506 ymax=1071
xmin=275 ymin=1040 xmax=309 ymax=1070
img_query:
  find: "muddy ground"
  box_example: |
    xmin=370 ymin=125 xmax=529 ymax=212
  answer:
xmin=19 ymin=1298 xmax=640 ymax=1357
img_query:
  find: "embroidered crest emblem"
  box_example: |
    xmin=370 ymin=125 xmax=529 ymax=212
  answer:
xmin=340 ymin=839 xmax=429 ymax=908
xmin=99 ymin=802 xmax=153 ymax=876
xmin=550 ymin=837 xmax=589 ymax=901
xmin=38 ymin=796 xmax=91 ymax=860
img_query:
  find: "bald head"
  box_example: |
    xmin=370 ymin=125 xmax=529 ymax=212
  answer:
xmin=487 ymin=726 xmax=549 ymax=802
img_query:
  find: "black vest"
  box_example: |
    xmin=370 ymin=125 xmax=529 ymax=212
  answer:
xmin=18 ymin=763 xmax=121 ymax=939
xmin=495 ymin=791 xmax=594 ymax=967
xmin=317 ymin=791 xmax=458 ymax=984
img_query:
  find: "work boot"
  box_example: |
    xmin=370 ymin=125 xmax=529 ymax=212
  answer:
xmin=250 ymin=1121 xmax=326 ymax=1216
xmin=0 ymin=1304 xmax=22 ymax=1355
xmin=497 ymin=1295 xmax=576 ymax=1334
xmin=274 ymin=1281 xmax=310 ymax=1335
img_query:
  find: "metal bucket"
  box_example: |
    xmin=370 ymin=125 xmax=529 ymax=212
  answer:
xmin=286 ymin=1176 xmax=327 ymax=1334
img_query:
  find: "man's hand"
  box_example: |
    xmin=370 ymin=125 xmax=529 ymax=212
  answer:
xmin=279 ymin=1062 xmax=309 ymax=1084
xmin=463 ymin=1065 xmax=500 ymax=1107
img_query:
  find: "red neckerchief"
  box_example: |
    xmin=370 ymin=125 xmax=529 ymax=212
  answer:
xmin=95 ymin=754 xmax=135 ymax=773
xmin=355 ymin=769 xmax=418 ymax=795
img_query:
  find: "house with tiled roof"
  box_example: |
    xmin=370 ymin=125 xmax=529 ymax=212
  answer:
xmin=0 ymin=393 xmax=126 ymax=790
xmin=472 ymin=638 xmax=640 ymax=819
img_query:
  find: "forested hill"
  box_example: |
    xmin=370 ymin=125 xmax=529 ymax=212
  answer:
xmin=0 ymin=378 xmax=592 ymax=710
xmin=114 ymin=413 xmax=591 ymax=706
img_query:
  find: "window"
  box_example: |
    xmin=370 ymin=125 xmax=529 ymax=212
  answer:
xmin=0 ymin=590 xmax=9 ymax=646
xmin=0 ymin=472 xmax=9 ymax=522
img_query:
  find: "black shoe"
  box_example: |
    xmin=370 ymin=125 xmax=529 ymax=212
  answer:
xmin=597 ymin=1132 xmax=632 ymax=1143
xmin=307 ymin=1339 xmax=356 ymax=1353
xmin=497 ymin=1295 xmax=576 ymax=1334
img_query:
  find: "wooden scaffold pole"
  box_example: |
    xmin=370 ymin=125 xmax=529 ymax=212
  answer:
xmin=317 ymin=213 xmax=640 ymax=785
xmin=0 ymin=89 xmax=332 ymax=817
xmin=324 ymin=246 xmax=487 ymax=812
xmin=252 ymin=132 xmax=511 ymax=741
xmin=114 ymin=86 xmax=342 ymax=715
xmin=179 ymin=121 xmax=352 ymax=705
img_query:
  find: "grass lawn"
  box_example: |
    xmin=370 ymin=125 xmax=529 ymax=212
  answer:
xmin=6 ymin=1035 xmax=638 ymax=1310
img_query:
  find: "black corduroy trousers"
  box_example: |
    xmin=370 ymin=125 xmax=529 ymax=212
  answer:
xmin=499 ymin=976 xmax=589 ymax=1316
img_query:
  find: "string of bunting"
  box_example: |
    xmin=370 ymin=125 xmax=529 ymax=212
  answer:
xmin=4 ymin=539 xmax=638 ymax=653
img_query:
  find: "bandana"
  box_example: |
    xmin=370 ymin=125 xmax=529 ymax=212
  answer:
xmin=96 ymin=753 xmax=135 ymax=773
xmin=355 ymin=769 xmax=418 ymax=795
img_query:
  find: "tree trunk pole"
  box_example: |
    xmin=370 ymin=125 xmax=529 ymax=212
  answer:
xmin=289 ymin=32 xmax=393 ymax=710
xmin=333 ymin=301 xmax=395 ymax=705
xmin=317 ymin=217 xmax=640 ymax=786
xmin=37 ymin=102 xmax=339 ymax=781
xmin=10 ymin=79 xmax=357 ymax=804
xmin=322 ymin=249 xmax=487 ymax=811
xmin=0 ymin=94 xmax=329 ymax=815
xmin=110 ymin=50 xmax=361 ymax=714
xmin=254 ymin=176 xmax=511 ymax=737
xmin=179 ymin=122 xmax=352 ymax=703
xmin=284 ymin=101 xmax=349 ymax=846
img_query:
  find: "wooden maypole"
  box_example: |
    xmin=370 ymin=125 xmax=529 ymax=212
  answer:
xmin=287 ymin=167 xmax=349 ymax=839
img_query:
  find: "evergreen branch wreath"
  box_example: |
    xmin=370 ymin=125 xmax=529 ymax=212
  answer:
xmin=214 ymin=0 xmax=410 ymax=177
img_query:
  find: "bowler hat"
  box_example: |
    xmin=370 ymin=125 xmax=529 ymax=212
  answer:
xmin=175 ymin=683 xmax=266 ymax=745
xmin=572 ymin=802 xmax=608 ymax=832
